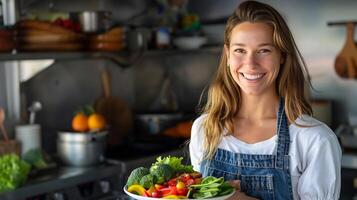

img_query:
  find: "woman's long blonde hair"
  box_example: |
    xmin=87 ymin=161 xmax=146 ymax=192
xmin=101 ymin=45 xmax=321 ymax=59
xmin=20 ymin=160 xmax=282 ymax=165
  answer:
xmin=201 ymin=0 xmax=312 ymax=159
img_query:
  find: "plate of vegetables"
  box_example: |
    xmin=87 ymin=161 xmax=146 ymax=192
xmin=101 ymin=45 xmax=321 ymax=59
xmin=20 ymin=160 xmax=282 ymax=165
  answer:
xmin=124 ymin=156 xmax=235 ymax=199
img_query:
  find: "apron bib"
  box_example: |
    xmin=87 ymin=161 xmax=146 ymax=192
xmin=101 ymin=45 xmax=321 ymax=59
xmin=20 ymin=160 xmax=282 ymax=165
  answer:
xmin=200 ymin=100 xmax=293 ymax=200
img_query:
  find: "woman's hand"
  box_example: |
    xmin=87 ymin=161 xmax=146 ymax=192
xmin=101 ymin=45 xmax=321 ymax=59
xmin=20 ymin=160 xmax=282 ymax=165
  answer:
xmin=227 ymin=180 xmax=259 ymax=200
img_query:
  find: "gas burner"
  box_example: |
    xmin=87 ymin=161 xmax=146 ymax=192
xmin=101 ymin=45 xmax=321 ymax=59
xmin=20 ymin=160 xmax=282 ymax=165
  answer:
xmin=105 ymin=134 xmax=187 ymax=161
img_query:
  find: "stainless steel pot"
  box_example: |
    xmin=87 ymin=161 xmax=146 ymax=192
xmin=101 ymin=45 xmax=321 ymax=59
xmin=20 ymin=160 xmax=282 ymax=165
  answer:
xmin=57 ymin=131 xmax=107 ymax=167
xmin=72 ymin=11 xmax=112 ymax=33
xmin=134 ymin=113 xmax=184 ymax=135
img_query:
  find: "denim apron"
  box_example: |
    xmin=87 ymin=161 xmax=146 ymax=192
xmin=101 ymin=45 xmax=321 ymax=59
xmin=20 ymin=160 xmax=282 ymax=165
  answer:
xmin=200 ymin=100 xmax=293 ymax=200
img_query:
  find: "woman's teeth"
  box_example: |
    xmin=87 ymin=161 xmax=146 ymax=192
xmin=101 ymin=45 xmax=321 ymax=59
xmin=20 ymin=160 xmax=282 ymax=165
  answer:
xmin=241 ymin=73 xmax=264 ymax=80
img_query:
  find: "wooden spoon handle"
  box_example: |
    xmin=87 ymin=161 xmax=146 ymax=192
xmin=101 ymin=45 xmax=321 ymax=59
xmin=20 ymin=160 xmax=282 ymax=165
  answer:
xmin=101 ymin=69 xmax=111 ymax=97
xmin=0 ymin=124 xmax=9 ymax=142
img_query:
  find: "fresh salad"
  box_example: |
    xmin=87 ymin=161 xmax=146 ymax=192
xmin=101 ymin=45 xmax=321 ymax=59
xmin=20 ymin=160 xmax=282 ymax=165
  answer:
xmin=125 ymin=156 xmax=234 ymax=199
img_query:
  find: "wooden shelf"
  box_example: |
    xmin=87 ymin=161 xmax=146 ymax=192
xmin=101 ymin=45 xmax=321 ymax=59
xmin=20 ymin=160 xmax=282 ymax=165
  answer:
xmin=0 ymin=51 xmax=133 ymax=67
xmin=0 ymin=46 xmax=222 ymax=67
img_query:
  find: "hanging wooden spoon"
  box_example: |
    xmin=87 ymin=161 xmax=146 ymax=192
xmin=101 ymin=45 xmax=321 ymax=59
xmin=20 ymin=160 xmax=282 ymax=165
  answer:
xmin=0 ymin=107 xmax=9 ymax=142
xmin=334 ymin=22 xmax=357 ymax=79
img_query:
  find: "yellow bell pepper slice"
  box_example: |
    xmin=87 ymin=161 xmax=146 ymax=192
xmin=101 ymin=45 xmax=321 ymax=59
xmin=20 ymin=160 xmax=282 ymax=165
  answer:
xmin=162 ymin=195 xmax=187 ymax=199
xmin=128 ymin=184 xmax=147 ymax=196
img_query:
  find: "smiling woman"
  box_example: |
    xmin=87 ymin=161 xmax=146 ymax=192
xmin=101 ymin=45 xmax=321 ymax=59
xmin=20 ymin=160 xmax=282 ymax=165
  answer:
xmin=226 ymin=22 xmax=282 ymax=97
xmin=189 ymin=1 xmax=341 ymax=200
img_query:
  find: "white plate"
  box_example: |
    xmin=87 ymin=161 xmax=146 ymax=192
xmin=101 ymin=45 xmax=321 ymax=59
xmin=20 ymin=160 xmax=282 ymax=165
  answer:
xmin=123 ymin=186 xmax=235 ymax=200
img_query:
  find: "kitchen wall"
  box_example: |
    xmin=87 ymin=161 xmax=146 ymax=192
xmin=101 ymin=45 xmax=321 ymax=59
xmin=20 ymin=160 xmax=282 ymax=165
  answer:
xmin=1 ymin=0 xmax=357 ymax=150
xmin=20 ymin=0 xmax=357 ymax=119
xmin=22 ymin=51 xmax=218 ymax=152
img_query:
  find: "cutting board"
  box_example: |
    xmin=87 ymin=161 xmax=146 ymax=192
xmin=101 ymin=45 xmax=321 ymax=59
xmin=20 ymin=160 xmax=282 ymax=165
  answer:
xmin=95 ymin=69 xmax=133 ymax=146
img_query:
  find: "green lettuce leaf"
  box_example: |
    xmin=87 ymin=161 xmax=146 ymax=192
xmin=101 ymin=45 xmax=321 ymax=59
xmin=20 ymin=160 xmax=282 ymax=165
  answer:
xmin=151 ymin=156 xmax=194 ymax=174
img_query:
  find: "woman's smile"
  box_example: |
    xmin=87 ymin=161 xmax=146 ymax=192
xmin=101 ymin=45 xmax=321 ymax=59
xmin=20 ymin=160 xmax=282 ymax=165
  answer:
xmin=240 ymin=72 xmax=266 ymax=81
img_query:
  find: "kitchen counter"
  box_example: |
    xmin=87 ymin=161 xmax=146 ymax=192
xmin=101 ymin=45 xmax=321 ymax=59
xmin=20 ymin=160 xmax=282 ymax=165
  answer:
xmin=0 ymin=159 xmax=124 ymax=200
xmin=0 ymin=147 xmax=187 ymax=200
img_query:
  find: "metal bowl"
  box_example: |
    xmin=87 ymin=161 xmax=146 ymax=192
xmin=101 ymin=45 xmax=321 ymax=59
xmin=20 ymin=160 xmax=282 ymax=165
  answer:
xmin=57 ymin=131 xmax=107 ymax=167
xmin=134 ymin=113 xmax=184 ymax=135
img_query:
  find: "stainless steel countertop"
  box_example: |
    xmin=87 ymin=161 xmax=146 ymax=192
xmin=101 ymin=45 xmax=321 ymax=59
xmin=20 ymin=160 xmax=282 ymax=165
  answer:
xmin=0 ymin=160 xmax=123 ymax=200
xmin=0 ymin=148 xmax=187 ymax=200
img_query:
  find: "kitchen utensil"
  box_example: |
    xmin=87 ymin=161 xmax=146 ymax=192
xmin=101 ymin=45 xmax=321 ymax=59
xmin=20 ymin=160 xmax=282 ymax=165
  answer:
xmin=28 ymin=101 xmax=42 ymax=124
xmin=0 ymin=107 xmax=9 ymax=142
xmin=334 ymin=22 xmax=357 ymax=79
xmin=134 ymin=113 xmax=184 ymax=135
xmin=57 ymin=131 xmax=107 ymax=167
xmin=95 ymin=69 xmax=133 ymax=146
xmin=15 ymin=124 xmax=41 ymax=156
xmin=173 ymin=36 xmax=207 ymax=49
xmin=76 ymin=11 xmax=112 ymax=33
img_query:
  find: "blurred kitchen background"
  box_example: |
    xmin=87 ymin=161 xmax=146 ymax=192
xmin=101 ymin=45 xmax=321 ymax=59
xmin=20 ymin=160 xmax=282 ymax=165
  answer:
xmin=0 ymin=0 xmax=357 ymax=199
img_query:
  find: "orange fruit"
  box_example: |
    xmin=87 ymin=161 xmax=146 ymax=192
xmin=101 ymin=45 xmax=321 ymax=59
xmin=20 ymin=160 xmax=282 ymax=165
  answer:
xmin=72 ymin=113 xmax=89 ymax=132
xmin=88 ymin=113 xmax=106 ymax=131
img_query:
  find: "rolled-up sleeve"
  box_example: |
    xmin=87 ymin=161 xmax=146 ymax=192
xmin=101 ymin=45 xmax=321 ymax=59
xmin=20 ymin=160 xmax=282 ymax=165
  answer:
xmin=297 ymin=131 xmax=341 ymax=200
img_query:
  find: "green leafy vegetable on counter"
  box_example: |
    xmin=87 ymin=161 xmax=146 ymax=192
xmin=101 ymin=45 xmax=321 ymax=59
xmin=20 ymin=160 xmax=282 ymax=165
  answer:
xmin=0 ymin=154 xmax=31 ymax=193
xmin=150 ymin=156 xmax=194 ymax=174
xmin=22 ymin=149 xmax=47 ymax=169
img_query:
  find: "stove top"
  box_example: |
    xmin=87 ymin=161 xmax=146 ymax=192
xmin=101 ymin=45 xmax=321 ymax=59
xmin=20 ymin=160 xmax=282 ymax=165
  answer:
xmin=105 ymin=134 xmax=187 ymax=161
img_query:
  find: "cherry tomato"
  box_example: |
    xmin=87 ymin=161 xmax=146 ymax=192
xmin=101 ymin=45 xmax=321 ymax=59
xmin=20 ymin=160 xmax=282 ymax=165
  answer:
xmin=180 ymin=173 xmax=192 ymax=182
xmin=152 ymin=191 xmax=161 ymax=198
xmin=185 ymin=178 xmax=195 ymax=186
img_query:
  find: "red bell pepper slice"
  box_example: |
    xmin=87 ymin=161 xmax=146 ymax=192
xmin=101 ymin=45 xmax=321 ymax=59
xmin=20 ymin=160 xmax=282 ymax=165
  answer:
xmin=159 ymin=186 xmax=178 ymax=197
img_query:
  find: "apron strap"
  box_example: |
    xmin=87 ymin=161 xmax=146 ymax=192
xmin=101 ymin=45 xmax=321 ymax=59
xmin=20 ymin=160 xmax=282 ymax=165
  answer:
xmin=275 ymin=98 xmax=290 ymax=169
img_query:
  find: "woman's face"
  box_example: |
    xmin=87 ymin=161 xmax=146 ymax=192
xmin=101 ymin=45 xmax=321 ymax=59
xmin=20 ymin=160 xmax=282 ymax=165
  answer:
xmin=225 ymin=22 xmax=283 ymax=97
